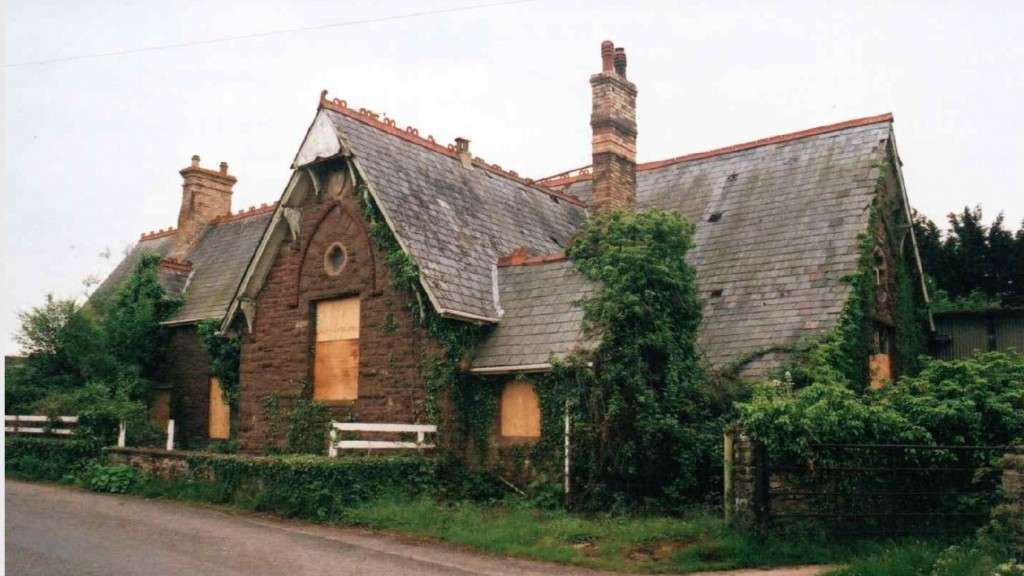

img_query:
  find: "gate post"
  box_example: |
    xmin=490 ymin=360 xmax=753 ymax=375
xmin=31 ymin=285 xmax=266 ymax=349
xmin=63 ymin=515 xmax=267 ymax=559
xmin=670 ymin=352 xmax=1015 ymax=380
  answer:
xmin=753 ymin=440 xmax=770 ymax=526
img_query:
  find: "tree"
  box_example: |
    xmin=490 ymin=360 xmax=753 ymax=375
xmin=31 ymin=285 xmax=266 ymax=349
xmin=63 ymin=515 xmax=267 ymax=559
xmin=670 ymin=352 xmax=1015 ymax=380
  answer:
xmin=9 ymin=253 xmax=178 ymax=442
xmin=912 ymin=206 xmax=1024 ymax=309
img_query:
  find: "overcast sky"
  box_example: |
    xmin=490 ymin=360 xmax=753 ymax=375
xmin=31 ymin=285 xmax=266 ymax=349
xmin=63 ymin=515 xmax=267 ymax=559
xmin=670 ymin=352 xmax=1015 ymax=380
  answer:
xmin=4 ymin=0 xmax=1023 ymax=356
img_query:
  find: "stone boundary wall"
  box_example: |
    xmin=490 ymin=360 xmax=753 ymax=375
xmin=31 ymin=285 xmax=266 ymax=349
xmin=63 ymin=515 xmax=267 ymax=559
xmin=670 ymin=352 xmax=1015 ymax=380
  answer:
xmin=107 ymin=447 xmax=200 ymax=480
xmin=996 ymin=453 xmax=1024 ymax=553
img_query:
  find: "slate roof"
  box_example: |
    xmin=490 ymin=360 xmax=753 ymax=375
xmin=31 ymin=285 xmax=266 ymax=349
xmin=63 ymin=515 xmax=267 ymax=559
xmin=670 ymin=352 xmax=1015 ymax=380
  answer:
xmin=91 ymin=234 xmax=174 ymax=303
xmin=471 ymin=258 xmax=597 ymax=372
xmin=94 ymin=210 xmax=272 ymax=326
xmin=545 ymin=116 xmax=893 ymax=375
xmin=320 ymin=104 xmax=587 ymax=321
xmin=168 ymin=212 xmax=272 ymax=324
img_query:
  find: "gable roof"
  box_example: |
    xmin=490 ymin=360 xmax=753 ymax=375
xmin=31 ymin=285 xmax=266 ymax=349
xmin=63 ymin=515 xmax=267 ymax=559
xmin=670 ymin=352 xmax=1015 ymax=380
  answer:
xmin=165 ymin=209 xmax=274 ymax=325
xmin=304 ymin=97 xmax=588 ymax=322
xmin=538 ymin=115 xmax=894 ymax=375
xmin=471 ymin=257 xmax=597 ymax=373
xmin=94 ymin=206 xmax=273 ymax=326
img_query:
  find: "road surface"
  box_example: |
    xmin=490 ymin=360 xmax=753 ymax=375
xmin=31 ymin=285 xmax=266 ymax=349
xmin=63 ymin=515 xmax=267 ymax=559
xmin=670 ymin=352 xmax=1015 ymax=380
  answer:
xmin=5 ymin=480 xmax=835 ymax=576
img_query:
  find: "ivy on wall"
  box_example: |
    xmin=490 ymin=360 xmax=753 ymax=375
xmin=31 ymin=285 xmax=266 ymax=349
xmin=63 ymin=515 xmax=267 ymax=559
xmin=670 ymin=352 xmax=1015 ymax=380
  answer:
xmin=355 ymin=181 xmax=496 ymax=461
xmin=197 ymin=319 xmax=241 ymax=407
xmin=527 ymin=210 xmax=723 ymax=511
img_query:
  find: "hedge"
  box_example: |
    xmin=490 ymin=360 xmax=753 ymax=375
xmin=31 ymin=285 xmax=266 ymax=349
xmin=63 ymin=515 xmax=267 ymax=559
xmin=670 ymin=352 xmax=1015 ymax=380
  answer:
xmin=5 ymin=436 xmax=103 ymax=481
xmin=165 ymin=452 xmax=440 ymax=521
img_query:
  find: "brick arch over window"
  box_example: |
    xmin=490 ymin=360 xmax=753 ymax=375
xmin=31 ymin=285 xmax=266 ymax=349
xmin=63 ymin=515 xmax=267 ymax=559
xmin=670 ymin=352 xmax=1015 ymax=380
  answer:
xmin=293 ymin=201 xmax=379 ymax=306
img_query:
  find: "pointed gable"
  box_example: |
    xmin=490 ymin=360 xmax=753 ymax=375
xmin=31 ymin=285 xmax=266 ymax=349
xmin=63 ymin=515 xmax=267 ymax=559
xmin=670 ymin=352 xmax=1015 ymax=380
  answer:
xmin=304 ymin=98 xmax=588 ymax=322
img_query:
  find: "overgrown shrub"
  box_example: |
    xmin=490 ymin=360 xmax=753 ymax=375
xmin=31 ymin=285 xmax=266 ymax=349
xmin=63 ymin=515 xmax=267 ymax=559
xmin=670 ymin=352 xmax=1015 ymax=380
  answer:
xmin=287 ymin=396 xmax=330 ymax=455
xmin=5 ymin=437 xmax=103 ymax=482
xmin=738 ymin=351 xmax=1024 ymax=461
xmin=544 ymin=209 xmax=731 ymax=511
xmin=181 ymin=452 xmax=438 ymax=521
xmin=10 ymin=253 xmax=179 ymax=443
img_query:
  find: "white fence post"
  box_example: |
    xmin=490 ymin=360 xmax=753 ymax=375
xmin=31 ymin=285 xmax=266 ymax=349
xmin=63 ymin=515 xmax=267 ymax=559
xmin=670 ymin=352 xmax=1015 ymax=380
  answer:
xmin=117 ymin=421 xmax=126 ymax=448
xmin=166 ymin=419 xmax=175 ymax=451
xmin=328 ymin=427 xmax=338 ymax=458
xmin=564 ymin=399 xmax=571 ymax=506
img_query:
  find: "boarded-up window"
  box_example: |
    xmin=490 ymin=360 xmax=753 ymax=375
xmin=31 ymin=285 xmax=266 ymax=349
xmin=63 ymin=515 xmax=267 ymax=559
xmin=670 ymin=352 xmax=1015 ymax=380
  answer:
xmin=869 ymin=353 xmax=892 ymax=390
xmin=150 ymin=390 xmax=171 ymax=430
xmin=208 ymin=377 xmax=230 ymax=439
xmin=314 ymin=297 xmax=360 ymax=400
xmin=500 ymin=381 xmax=541 ymax=439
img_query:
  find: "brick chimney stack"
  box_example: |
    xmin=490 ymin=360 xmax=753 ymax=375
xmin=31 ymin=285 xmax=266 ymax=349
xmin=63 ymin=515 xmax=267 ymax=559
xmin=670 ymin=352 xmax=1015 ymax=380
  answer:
xmin=590 ymin=40 xmax=637 ymax=212
xmin=169 ymin=155 xmax=236 ymax=260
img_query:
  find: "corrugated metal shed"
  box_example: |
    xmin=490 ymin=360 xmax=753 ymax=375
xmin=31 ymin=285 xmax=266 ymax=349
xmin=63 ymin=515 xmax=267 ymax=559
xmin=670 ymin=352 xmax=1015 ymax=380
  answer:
xmin=933 ymin=309 xmax=1024 ymax=360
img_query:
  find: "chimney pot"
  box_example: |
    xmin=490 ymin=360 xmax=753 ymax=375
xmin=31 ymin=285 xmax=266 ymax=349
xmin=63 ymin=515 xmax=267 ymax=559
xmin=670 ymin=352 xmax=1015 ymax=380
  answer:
xmin=170 ymin=156 xmax=236 ymax=260
xmin=590 ymin=40 xmax=637 ymax=213
xmin=614 ymin=47 xmax=627 ymax=78
xmin=601 ymin=40 xmax=615 ymax=72
xmin=455 ymin=137 xmax=472 ymax=169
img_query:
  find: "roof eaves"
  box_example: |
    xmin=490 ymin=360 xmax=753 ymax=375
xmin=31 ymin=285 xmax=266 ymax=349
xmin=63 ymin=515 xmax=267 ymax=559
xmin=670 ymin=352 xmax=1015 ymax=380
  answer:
xmin=469 ymin=363 xmax=553 ymax=375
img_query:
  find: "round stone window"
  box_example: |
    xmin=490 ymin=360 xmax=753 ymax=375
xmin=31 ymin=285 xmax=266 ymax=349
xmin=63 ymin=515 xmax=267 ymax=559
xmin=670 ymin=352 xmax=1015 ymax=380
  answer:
xmin=324 ymin=242 xmax=348 ymax=276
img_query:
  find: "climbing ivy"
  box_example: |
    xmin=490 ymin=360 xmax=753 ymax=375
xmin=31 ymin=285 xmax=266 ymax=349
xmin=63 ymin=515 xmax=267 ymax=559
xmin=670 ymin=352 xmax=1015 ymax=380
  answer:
xmin=355 ymin=181 xmax=495 ymax=460
xmin=533 ymin=210 xmax=720 ymax=511
xmin=196 ymin=319 xmax=241 ymax=407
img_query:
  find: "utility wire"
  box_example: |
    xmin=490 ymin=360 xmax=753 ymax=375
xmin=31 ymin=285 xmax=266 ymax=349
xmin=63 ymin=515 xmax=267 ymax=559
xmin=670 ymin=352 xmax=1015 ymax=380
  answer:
xmin=6 ymin=0 xmax=535 ymax=68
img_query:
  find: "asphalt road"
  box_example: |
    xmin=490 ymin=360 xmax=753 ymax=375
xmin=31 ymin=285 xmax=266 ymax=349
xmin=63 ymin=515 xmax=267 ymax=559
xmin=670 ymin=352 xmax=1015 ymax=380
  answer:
xmin=6 ymin=480 xmax=627 ymax=576
xmin=5 ymin=480 xmax=835 ymax=576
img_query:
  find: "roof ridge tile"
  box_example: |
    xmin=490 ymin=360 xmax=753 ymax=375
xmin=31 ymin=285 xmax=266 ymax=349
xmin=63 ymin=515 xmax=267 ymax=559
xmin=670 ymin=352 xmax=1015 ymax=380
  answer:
xmin=139 ymin=202 xmax=276 ymax=241
xmin=536 ymin=113 xmax=894 ymax=187
xmin=318 ymin=91 xmax=585 ymax=207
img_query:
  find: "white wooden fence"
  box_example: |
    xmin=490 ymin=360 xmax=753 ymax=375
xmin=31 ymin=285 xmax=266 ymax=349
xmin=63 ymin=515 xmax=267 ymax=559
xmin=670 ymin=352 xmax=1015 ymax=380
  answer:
xmin=5 ymin=415 xmax=78 ymax=436
xmin=328 ymin=422 xmax=436 ymax=456
xmin=6 ymin=415 xmax=176 ymax=451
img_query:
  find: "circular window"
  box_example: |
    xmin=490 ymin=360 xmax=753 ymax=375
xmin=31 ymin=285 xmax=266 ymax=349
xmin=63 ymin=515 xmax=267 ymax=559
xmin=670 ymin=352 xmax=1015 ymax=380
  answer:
xmin=324 ymin=242 xmax=348 ymax=276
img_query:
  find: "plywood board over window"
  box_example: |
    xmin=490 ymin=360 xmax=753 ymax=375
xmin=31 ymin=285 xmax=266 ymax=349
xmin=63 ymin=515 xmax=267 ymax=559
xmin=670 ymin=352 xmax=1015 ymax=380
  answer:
xmin=208 ymin=377 xmax=230 ymax=439
xmin=501 ymin=381 xmax=541 ymax=439
xmin=314 ymin=297 xmax=360 ymax=401
xmin=150 ymin=390 xmax=171 ymax=430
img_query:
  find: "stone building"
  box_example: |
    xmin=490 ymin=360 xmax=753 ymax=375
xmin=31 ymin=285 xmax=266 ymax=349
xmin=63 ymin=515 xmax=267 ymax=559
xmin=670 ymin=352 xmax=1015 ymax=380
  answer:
xmin=97 ymin=41 xmax=926 ymax=449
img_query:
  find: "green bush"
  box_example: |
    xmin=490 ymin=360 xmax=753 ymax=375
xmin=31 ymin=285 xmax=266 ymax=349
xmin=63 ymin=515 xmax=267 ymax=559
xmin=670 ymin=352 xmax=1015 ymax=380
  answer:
xmin=554 ymin=209 xmax=730 ymax=511
xmin=737 ymin=351 xmax=1024 ymax=461
xmin=5 ymin=437 xmax=102 ymax=482
xmin=178 ymin=452 xmax=438 ymax=521
xmin=85 ymin=464 xmax=142 ymax=494
xmin=286 ymin=396 xmax=330 ymax=455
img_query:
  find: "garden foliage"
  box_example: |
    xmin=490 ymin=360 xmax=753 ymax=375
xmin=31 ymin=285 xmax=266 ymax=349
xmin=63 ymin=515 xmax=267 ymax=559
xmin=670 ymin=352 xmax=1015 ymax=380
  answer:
xmin=738 ymin=351 xmax=1024 ymax=461
xmin=6 ymin=253 xmax=178 ymax=443
xmin=547 ymin=210 xmax=730 ymax=510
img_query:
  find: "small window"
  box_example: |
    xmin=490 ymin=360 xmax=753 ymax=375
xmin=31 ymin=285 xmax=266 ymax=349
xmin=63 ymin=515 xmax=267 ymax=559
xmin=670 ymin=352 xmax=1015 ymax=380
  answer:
xmin=209 ymin=377 xmax=230 ymax=439
xmin=314 ymin=297 xmax=360 ymax=400
xmin=324 ymin=242 xmax=348 ymax=276
xmin=707 ymin=212 xmax=723 ymax=223
xmin=500 ymin=381 xmax=541 ymax=439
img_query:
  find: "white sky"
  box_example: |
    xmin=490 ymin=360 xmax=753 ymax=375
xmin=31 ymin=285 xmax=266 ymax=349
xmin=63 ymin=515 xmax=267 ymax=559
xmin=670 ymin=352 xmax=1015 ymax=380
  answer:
xmin=4 ymin=0 xmax=1023 ymax=356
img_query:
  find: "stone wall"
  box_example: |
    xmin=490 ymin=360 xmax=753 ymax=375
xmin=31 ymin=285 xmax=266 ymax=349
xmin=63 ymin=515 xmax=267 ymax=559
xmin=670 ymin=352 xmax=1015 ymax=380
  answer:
xmin=107 ymin=447 xmax=195 ymax=480
xmin=995 ymin=453 xmax=1024 ymax=553
xmin=236 ymin=180 xmax=445 ymax=452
